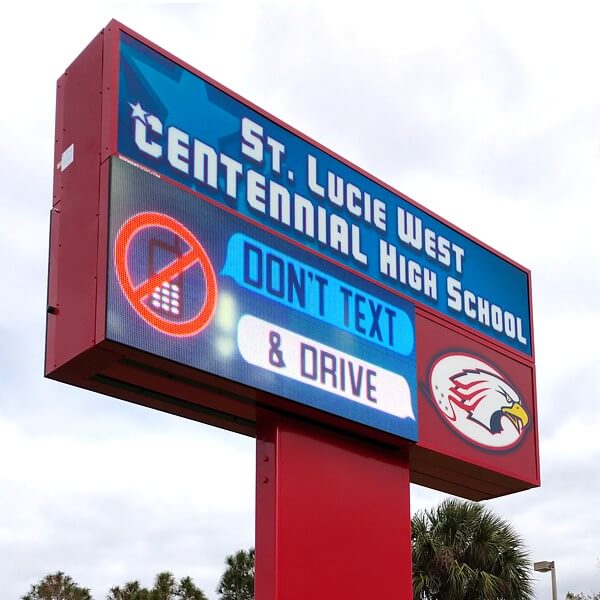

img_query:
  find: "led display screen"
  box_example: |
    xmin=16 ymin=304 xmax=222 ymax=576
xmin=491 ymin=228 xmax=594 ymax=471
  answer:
xmin=107 ymin=157 xmax=418 ymax=440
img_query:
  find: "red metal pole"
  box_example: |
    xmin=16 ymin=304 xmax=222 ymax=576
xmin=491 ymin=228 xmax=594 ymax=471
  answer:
xmin=256 ymin=410 xmax=413 ymax=600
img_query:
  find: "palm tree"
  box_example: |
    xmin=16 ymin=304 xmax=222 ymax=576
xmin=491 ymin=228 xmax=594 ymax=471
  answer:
xmin=412 ymin=498 xmax=534 ymax=600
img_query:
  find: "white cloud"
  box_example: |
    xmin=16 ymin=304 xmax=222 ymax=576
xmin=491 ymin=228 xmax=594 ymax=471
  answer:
xmin=0 ymin=417 xmax=255 ymax=598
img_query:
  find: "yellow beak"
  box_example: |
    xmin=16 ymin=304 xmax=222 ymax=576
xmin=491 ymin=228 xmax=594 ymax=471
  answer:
xmin=502 ymin=403 xmax=529 ymax=431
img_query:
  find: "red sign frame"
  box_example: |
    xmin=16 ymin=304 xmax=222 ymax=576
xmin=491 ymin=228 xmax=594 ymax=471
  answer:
xmin=46 ymin=20 xmax=539 ymax=500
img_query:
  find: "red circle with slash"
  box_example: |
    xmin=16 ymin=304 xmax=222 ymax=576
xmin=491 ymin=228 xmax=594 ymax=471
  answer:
xmin=115 ymin=212 xmax=217 ymax=337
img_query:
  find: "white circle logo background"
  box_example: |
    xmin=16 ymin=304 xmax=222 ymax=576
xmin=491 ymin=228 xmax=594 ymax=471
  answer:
xmin=428 ymin=353 xmax=528 ymax=450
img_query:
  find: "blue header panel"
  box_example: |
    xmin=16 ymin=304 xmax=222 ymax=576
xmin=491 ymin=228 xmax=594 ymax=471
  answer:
xmin=117 ymin=32 xmax=532 ymax=356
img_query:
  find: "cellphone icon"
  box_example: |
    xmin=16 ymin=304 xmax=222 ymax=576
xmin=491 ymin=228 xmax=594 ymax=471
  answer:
xmin=147 ymin=236 xmax=184 ymax=319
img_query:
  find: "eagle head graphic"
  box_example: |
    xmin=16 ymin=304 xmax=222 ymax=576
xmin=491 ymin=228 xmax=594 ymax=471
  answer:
xmin=447 ymin=368 xmax=529 ymax=434
xmin=429 ymin=354 xmax=530 ymax=450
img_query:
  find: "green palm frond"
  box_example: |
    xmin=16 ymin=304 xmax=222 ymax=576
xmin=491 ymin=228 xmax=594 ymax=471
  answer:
xmin=412 ymin=498 xmax=534 ymax=600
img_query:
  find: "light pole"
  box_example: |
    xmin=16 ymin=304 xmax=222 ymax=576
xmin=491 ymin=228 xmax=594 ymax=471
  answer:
xmin=534 ymin=560 xmax=557 ymax=600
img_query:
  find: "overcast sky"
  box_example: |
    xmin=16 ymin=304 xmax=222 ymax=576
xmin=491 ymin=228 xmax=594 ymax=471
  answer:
xmin=1 ymin=1 xmax=599 ymax=598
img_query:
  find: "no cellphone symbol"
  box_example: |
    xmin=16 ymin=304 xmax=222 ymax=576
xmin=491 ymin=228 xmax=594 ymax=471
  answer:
xmin=114 ymin=212 xmax=217 ymax=337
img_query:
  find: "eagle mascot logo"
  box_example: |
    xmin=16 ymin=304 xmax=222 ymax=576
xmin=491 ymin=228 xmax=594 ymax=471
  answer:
xmin=428 ymin=353 xmax=529 ymax=450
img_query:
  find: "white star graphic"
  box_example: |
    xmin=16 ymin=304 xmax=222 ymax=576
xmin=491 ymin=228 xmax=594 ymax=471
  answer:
xmin=129 ymin=101 xmax=148 ymax=122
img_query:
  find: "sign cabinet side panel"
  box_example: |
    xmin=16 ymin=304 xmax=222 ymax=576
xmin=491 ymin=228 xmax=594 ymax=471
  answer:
xmin=45 ymin=32 xmax=106 ymax=375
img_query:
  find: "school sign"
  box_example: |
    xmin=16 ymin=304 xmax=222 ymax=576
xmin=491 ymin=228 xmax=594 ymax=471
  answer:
xmin=46 ymin=21 xmax=539 ymax=600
